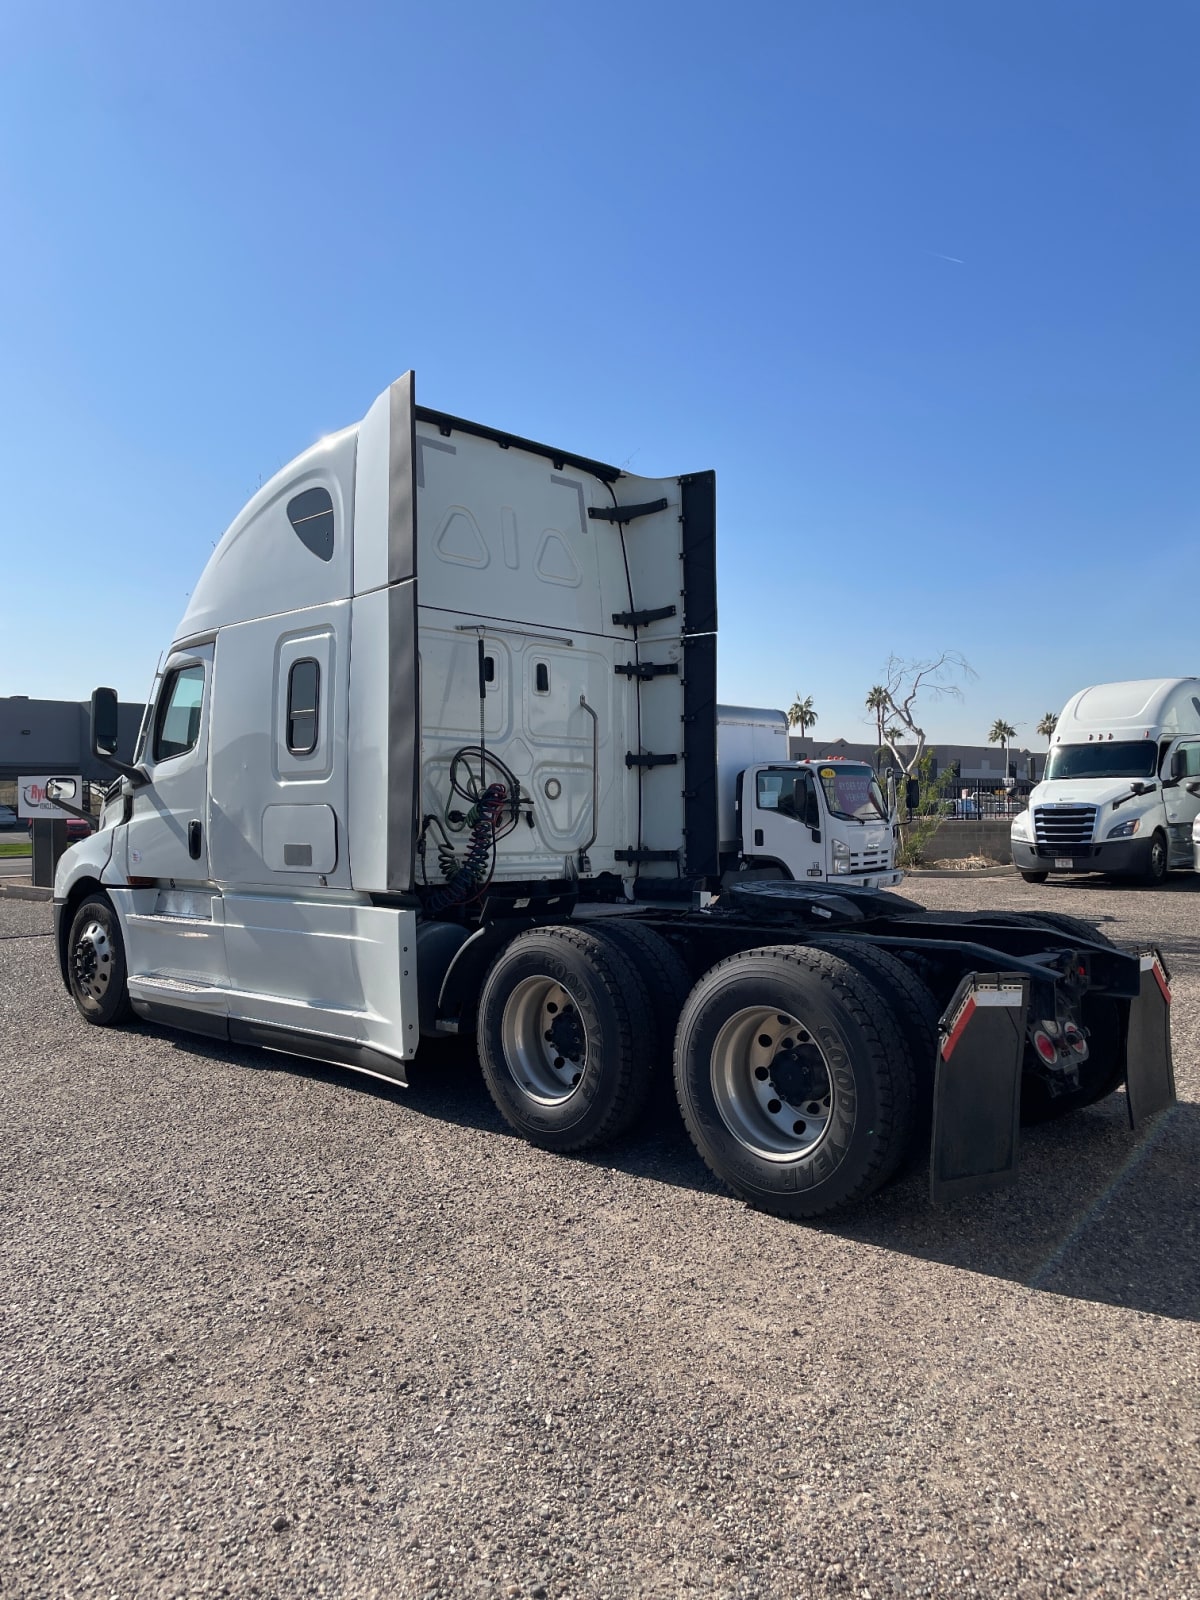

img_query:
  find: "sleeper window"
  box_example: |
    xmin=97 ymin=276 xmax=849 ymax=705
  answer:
xmin=287 ymin=488 xmax=335 ymax=562
xmin=153 ymin=666 xmax=205 ymax=762
xmin=287 ymin=658 xmax=320 ymax=754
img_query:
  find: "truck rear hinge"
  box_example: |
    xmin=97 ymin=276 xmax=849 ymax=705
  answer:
xmin=625 ymin=751 xmax=679 ymax=769
xmin=614 ymin=661 xmax=679 ymax=681
xmin=611 ymin=604 xmax=677 ymax=628
xmin=615 ymin=848 xmax=680 ymax=864
xmin=588 ymin=498 xmax=669 ymax=526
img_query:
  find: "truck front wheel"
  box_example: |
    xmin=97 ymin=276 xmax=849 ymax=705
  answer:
xmin=66 ymin=893 xmax=133 ymax=1026
xmin=477 ymin=926 xmax=654 ymax=1152
xmin=673 ymin=946 xmax=915 ymax=1220
xmin=1142 ymin=831 xmax=1168 ymax=886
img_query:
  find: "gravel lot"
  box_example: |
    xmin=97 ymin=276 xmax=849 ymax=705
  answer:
xmin=1 ymin=876 xmax=1197 ymax=1599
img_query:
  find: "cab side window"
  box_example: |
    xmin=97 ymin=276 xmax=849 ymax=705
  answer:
xmin=1184 ymin=743 xmax=1200 ymax=779
xmin=152 ymin=665 xmax=205 ymax=762
xmin=286 ymin=658 xmax=320 ymax=755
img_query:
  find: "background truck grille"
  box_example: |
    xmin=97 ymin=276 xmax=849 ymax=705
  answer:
xmin=1034 ymin=804 xmax=1097 ymax=849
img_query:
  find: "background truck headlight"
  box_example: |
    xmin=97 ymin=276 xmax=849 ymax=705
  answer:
xmin=1107 ymin=817 xmax=1142 ymax=840
xmin=832 ymin=838 xmax=851 ymax=874
xmin=1011 ymin=811 xmax=1033 ymax=842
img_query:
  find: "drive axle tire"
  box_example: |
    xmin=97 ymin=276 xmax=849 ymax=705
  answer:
xmin=1020 ymin=870 xmax=1049 ymax=884
xmin=478 ymin=925 xmax=654 ymax=1152
xmin=590 ymin=920 xmax=693 ymax=1084
xmin=66 ymin=893 xmax=133 ymax=1026
xmin=673 ymin=945 xmax=915 ymax=1220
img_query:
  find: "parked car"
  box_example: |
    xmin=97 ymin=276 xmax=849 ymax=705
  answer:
xmin=26 ymin=815 xmax=92 ymax=841
xmin=0 ymin=804 xmax=21 ymax=830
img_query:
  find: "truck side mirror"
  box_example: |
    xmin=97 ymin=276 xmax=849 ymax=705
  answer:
xmin=92 ymin=687 xmax=120 ymax=760
xmin=1171 ymin=748 xmax=1187 ymax=781
xmin=44 ymin=778 xmax=79 ymax=804
xmin=804 ymin=788 xmax=820 ymax=832
xmin=905 ymin=777 xmax=920 ymax=811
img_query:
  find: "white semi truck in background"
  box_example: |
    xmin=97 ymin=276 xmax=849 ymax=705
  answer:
xmin=48 ymin=374 xmax=1174 ymax=1219
xmin=1012 ymin=678 xmax=1200 ymax=886
xmin=716 ymin=706 xmax=901 ymax=889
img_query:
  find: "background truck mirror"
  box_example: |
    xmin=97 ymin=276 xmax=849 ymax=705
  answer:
xmin=91 ymin=687 xmax=120 ymax=758
xmin=906 ymin=777 xmax=921 ymax=811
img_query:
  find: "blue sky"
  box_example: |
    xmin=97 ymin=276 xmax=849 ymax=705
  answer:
xmin=2 ymin=0 xmax=1196 ymax=750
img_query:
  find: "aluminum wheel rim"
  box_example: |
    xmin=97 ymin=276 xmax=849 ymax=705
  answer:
xmin=710 ymin=1005 xmax=835 ymax=1162
xmin=500 ymin=976 xmax=589 ymax=1104
xmin=72 ymin=918 xmax=114 ymax=1003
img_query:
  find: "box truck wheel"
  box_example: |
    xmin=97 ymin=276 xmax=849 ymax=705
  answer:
xmin=1020 ymin=870 xmax=1049 ymax=884
xmin=478 ymin=926 xmax=654 ymax=1152
xmin=66 ymin=893 xmax=133 ymax=1026
xmin=673 ymin=947 xmax=915 ymax=1219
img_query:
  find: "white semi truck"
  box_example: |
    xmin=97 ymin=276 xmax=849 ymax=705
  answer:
xmin=49 ymin=374 xmax=1174 ymax=1218
xmin=1012 ymin=678 xmax=1200 ymax=886
xmin=716 ymin=706 xmax=901 ymax=889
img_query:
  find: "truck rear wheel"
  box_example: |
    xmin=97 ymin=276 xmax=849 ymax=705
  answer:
xmin=673 ymin=946 xmax=915 ymax=1219
xmin=813 ymin=938 xmax=940 ymax=1151
xmin=588 ymin=920 xmax=692 ymax=1079
xmin=66 ymin=893 xmax=133 ymax=1026
xmin=478 ymin=925 xmax=654 ymax=1152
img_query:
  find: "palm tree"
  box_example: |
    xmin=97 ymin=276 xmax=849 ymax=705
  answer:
xmin=1037 ymin=711 xmax=1058 ymax=745
xmin=865 ymin=686 xmax=889 ymax=766
xmin=989 ymin=718 xmax=1017 ymax=780
xmin=788 ymin=694 xmax=817 ymax=736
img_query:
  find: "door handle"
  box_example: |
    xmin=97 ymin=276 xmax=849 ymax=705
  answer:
xmin=188 ymin=820 xmax=202 ymax=860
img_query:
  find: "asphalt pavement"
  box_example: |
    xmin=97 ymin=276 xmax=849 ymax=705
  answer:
xmin=1 ymin=875 xmax=1197 ymax=1598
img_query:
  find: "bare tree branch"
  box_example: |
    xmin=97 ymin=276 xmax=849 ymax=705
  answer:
xmin=877 ymin=651 xmax=975 ymax=776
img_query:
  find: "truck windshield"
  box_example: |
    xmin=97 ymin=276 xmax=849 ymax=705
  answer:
xmin=816 ymin=764 xmax=888 ymax=822
xmin=1045 ymin=743 xmax=1158 ymax=781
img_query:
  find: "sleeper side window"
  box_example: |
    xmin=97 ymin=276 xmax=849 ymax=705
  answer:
xmin=152 ymin=665 xmax=205 ymax=762
xmin=287 ymin=488 xmax=335 ymax=562
xmin=286 ymin=658 xmax=320 ymax=754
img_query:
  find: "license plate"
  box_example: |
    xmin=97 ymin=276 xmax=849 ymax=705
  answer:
xmin=1054 ymin=857 xmax=1075 ymax=869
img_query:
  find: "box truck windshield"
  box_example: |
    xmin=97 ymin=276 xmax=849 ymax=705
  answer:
xmin=815 ymin=764 xmax=888 ymax=822
xmin=1045 ymin=743 xmax=1158 ymax=782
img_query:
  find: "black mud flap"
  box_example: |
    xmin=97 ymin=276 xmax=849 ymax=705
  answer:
xmin=930 ymin=973 xmax=1029 ymax=1204
xmin=1124 ymin=950 xmax=1176 ymax=1129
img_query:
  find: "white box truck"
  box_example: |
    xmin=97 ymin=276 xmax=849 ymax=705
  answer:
xmin=48 ymin=375 xmax=1175 ymax=1218
xmin=1012 ymin=678 xmax=1200 ymax=886
xmin=716 ymin=706 xmax=901 ymax=889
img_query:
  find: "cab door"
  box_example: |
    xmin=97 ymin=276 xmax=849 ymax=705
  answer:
xmin=1164 ymin=738 xmax=1200 ymax=866
xmin=747 ymin=767 xmax=825 ymax=879
xmin=125 ymin=646 xmax=214 ymax=884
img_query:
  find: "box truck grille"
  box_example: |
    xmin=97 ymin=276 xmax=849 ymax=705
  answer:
xmin=850 ymin=850 xmax=889 ymax=873
xmin=1034 ymin=805 xmax=1097 ymax=850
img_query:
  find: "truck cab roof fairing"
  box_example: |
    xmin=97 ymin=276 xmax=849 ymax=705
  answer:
xmin=173 ymin=425 xmax=358 ymax=642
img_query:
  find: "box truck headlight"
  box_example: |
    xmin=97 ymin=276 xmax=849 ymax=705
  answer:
xmin=1011 ymin=811 xmax=1033 ymax=842
xmin=832 ymin=838 xmax=852 ymax=874
xmin=1107 ymin=817 xmax=1141 ymax=840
